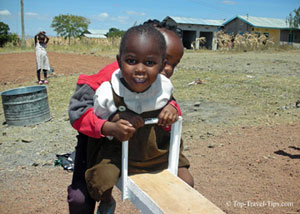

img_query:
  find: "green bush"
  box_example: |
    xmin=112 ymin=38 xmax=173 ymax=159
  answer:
xmin=8 ymin=33 xmax=20 ymax=46
xmin=0 ymin=22 xmax=20 ymax=47
xmin=105 ymin=28 xmax=125 ymax=38
xmin=0 ymin=21 xmax=10 ymax=47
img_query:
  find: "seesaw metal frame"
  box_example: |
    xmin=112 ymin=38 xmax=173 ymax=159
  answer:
xmin=116 ymin=116 xmax=183 ymax=214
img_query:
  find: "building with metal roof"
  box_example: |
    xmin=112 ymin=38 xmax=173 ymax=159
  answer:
xmin=163 ymin=16 xmax=224 ymax=50
xmin=166 ymin=16 xmax=224 ymax=26
xmin=84 ymin=29 xmax=108 ymax=38
xmin=223 ymin=15 xmax=290 ymax=29
xmin=223 ymin=15 xmax=300 ymax=44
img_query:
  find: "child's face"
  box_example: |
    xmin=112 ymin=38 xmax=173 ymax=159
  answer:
xmin=117 ymin=33 xmax=165 ymax=93
xmin=159 ymin=29 xmax=184 ymax=79
xmin=38 ymin=37 xmax=45 ymax=43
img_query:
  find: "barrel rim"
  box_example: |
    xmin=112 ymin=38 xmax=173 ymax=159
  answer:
xmin=1 ymin=85 xmax=48 ymax=96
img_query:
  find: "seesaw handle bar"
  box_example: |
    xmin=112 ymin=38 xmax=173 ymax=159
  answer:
xmin=121 ymin=117 xmax=182 ymax=201
xmin=121 ymin=118 xmax=158 ymax=200
xmin=144 ymin=118 xmax=159 ymax=125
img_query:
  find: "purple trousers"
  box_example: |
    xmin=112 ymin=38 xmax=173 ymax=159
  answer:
xmin=68 ymin=133 xmax=96 ymax=214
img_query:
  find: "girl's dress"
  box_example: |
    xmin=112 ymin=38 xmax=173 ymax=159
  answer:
xmin=85 ymin=70 xmax=190 ymax=201
xmin=35 ymin=42 xmax=50 ymax=71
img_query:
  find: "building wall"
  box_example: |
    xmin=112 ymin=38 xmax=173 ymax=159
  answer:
xmin=293 ymin=30 xmax=300 ymax=43
xmin=177 ymin=24 xmax=219 ymax=34
xmin=252 ymin=28 xmax=280 ymax=43
xmin=223 ymin=18 xmax=251 ymax=35
xmin=280 ymin=30 xmax=289 ymax=42
xmin=280 ymin=29 xmax=300 ymax=43
xmin=163 ymin=17 xmax=220 ymax=50
xmin=224 ymin=18 xmax=283 ymax=44
xmin=177 ymin=24 xmax=219 ymax=49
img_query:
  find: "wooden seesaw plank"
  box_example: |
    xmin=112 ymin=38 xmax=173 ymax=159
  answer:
xmin=130 ymin=170 xmax=225 ymax=214
xmin=118 ymin=117 xmax=225 ymax=213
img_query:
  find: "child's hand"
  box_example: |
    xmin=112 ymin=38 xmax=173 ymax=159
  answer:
xmin=120 ymin=112 xmax=144 ymax=129
xmin=110 ymin=111 xmax=145 ymax=129
xmin=158 ymin=104 xmax=178 ymax=126
xmin=102 ymin=120 xmax=136 ymax=142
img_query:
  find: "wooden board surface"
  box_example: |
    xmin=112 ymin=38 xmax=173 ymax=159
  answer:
xmin=129 ymin=170 xmax=225 ymax=214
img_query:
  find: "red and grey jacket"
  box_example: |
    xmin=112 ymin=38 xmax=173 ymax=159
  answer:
xmin=68 ymin=61 xmax=181 ymax=138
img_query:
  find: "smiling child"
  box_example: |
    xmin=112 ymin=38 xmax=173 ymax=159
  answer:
xmin=84 ymin=24 xmax=192 ymax=214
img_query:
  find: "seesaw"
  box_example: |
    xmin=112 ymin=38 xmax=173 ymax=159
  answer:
xmin=116 ymin=116 xmax=225 ymax=214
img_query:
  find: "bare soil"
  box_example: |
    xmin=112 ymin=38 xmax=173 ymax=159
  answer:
xmin=0 ymin=52 xmax=299 ymax=214
xmin=0 ymin=52 xmax=114 ymax=85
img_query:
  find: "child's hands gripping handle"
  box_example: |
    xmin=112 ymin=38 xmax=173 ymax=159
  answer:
xmin=158 ymin=103 xmax=178 ymax=126
xmin=102 ymin=119 xmax=136 ymax=142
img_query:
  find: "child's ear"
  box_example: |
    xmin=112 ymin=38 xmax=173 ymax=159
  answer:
xmin=116 ymin=54 xmax=122 ymax=69
xmin=163 ymin=59 xmax=167 ymax=67
xmin=160 ymin=59 xmax=167 ymax=72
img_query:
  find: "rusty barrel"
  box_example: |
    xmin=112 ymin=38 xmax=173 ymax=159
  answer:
xmin=1 ymin=85 xmax=50 ymax=126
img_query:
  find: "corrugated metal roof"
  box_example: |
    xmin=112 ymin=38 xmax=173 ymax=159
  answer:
xmin=167 ymin=16 xmax=224 ymax=26
xmin=225 ymin=16 xmax=290 ymax=29
xmin=84 ymin=34 xmax=107 ymax=38
xmin=88 ymin=29 xmax=109 ymax=35
xmin=84 ymin=29 xmax=108 ymax=38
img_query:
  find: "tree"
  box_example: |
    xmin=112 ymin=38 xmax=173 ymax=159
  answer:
xmin=105 ymin=27 xmax=125 ymax=38
xmin=51 ymin=14 xmax=90 ymax=45
xmin=8 ymin=33 xmax=20 ymax=46
xmin=0 ymin=22 xmax=20 ymax=47
xmin=0 ymin=21 xmax=10 ymax=47
xmin=287 ymin=6 xmax=300 ymax=28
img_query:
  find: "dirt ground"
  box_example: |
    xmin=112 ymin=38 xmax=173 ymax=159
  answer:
xmin=0 ymin=52 xmax=114 ymax=85
xmin=0 ymin=52 xmax=299 ymax=214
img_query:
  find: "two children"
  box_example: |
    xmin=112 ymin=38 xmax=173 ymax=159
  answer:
xmin=68 ymin=21 xmax=192 ymax=214
xmin=34 ymin=31 xmax=50 ymax=84
xmin=85 ymin=25 xmax=192 ymax=214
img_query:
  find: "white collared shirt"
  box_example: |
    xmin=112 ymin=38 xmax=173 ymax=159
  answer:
xmin=94 ymin=69 xmax=173 ymax=119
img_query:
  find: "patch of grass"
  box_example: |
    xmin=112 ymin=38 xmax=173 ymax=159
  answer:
xmin=172 ymin=51 xmax=300 ymax=137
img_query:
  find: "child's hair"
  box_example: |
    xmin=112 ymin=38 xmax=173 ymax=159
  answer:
xmin=143 ymin=19 xmax=182 ymax=37
xmin=38 ymin=33 xmax=45 ymax=40
xmin=143 ymin=19 xmax=161 ymax=27
xmin=119 ymin=24 xmax=166 ymax=60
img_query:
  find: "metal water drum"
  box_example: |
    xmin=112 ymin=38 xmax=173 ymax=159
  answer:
xmin=1 ymin=85 xmax=51 ymax=126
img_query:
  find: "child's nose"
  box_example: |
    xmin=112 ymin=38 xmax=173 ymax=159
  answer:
xmin=135 ymin=63 xmax=146 ymax=73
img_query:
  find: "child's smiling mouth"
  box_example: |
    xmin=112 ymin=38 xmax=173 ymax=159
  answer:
xmin=134 ymin=78 xmax=146 ymax=83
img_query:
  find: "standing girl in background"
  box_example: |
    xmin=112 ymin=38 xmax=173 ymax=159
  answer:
xmin=34 ymin=31 xmax=50 ymax=84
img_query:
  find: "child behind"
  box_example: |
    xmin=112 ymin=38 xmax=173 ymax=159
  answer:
xmin=85 ymin=24 xmax=191 ymax=214
xmin=34 ymin=31 xmax=50 ymax=84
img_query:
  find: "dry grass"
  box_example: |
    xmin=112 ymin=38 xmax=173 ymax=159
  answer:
xmin=215 ymin=30 xmax=276 ymax=51
xmin=1 ymin=37 xmax=120 ymax=57
xmin=23 ymin=36 xmax=121 ymax=48
xmin=173 ymin=50 xmax=300 ymax=136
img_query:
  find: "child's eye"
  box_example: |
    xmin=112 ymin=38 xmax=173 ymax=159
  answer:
xmin=126 ymin=59 xmax=136 ymax=64
xmin=145 ymin=61 xmax=155 ymax=66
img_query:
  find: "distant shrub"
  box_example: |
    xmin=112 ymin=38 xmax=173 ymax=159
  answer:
xmin=0 ymin=22 xmax=21 ymax=48
xmin=8 ymin=33 xmax=20 ymax=46
xmin=0 ymin=21 xmax=10 ymax=47
xmin=105 ymin=28 xmax=125 ymax=38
